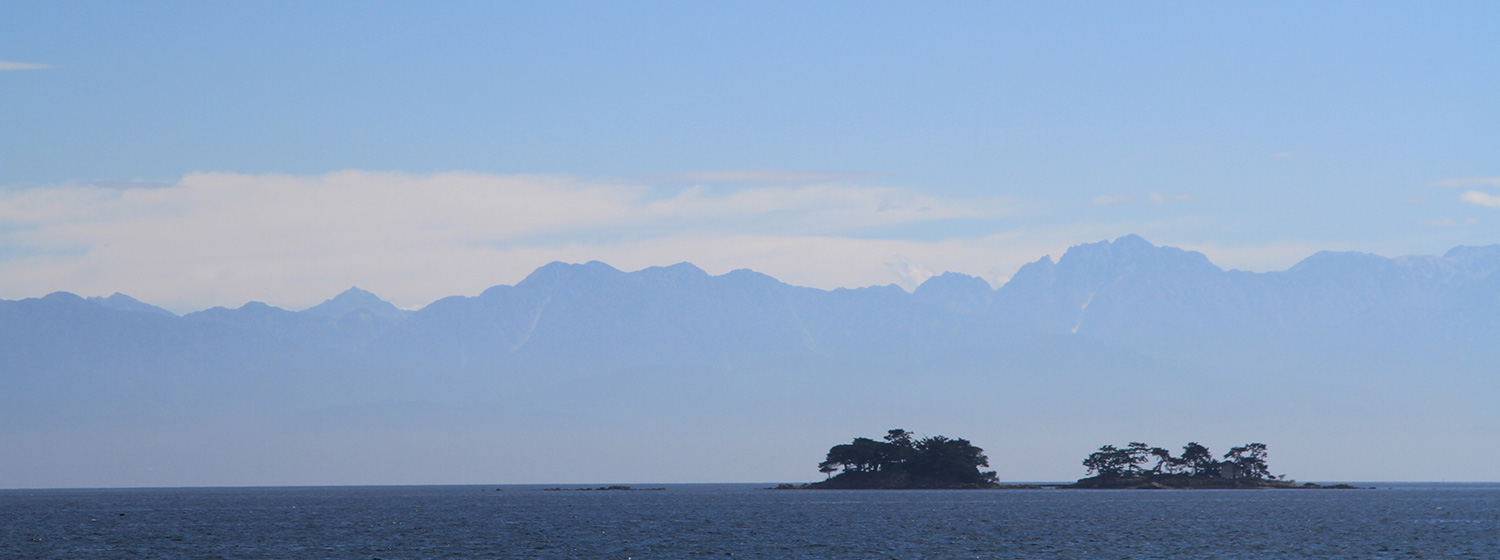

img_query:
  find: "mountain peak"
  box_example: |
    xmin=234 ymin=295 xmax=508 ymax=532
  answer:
xmin=1442 ymin=244 xmax=1500 ymax=260
xmin=41 ymin=291 xmax=87 ymax=304
xmin=1056 ymin=235 xmax=1213 ymax=271
xmin=914 ymin=272 xmax=995 ymax=311
xmin=1288 ymin=250 xmax=1387 ymax=273
xmin=302 ymin=287 xmax=409 ymax=322
xmin=336 ymin=286 xmax=378 ymax=299
xmin=1441 ymin=245 xmax=1500 ymax=277
xmin=87 ymin=292 xmax=177 ymax=317
xmin=915 ymin=272 xmax=993 ymax=295
xmin=239 ymin=301 xmax=278 ymax=311
xmin=634 ymin=262 xmax=710 ymax=283
xmin=1111 ymin=233 xmax=1154 ymax=249
xmin=517 ymin=261 xmax=626 ymax=288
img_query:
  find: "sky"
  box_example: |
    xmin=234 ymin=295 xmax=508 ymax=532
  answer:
xmin=3 ymin=2 xmax=1498 ymax=312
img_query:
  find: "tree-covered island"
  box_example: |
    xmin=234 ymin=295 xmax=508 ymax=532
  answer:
xmin=1066 ymin=441 xmax=1353 ymax=489
xmin=779 ymin=434 xmax=1358 ymax=490
xmin=791 ymin=429 xmax=1028 ymax=489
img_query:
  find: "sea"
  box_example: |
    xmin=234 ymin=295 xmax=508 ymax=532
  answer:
xmin=3 ymin=483 xmax=1497 ymax=559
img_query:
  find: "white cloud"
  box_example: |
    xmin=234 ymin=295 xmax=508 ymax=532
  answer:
xmin=1429 ymin=176 xmax=1500 ymax=188
xmin=1089 ymin=194 xmax=1134 ymax=206
xmin=0 ymin=60 xmax=53 ymax=70
xmin=0 ymin=171 xmax=1025 ymax=310
xmin=1 ymin=170 xmax=1413 ymax=312
xmin=883 ymin=255 xmax=935 ymax=290
xmin=651 ymin=168 xmax=876 ymax=185
xmin=1459 ymin=190 xmax=1500 ymax=208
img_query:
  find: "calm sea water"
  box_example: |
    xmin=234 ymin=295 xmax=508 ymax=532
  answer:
xmin=3 ymin=483 xmax=1497 ymax=559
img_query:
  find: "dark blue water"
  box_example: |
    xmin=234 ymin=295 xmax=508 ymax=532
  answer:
xmin=4 ymin=483 xmax=1497 ymax=559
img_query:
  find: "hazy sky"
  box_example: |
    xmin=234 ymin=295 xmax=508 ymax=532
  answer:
xmin=3 ymin=2 xmax=1497 ymax=312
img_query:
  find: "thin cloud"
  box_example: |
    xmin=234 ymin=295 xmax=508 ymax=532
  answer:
xmin=86 ymin=180 xmax=177 ymax=190
xmin=1148 ymin=192 xmax=1194 ymax=204
xmin=1459 ymin=190 xmax=1500 ymax=209
xmin=1428 ymin=176 xmax=1500 ymax=188
xmin=1090 ymin=193 xmax=1192 ymax=205
xmin=1089 ymin=194 xmax=1134 ymax=206
xmin=652 ymin=168 xmax=878 ymax=185
xmin=1418 ymin=217 xmax=1479 ymax=227
xmin=884 ymin=255 xmax=935 ymax=291
xmin=1180 ymin=240 xmax=1335 ymax=273
xmin=0 ymin=170 xmax=1401 ymax=312
xmin=0 ymin=61 xmax=53 ymax=70
xmin=0 ymin=171 xmax=1016 ymax=310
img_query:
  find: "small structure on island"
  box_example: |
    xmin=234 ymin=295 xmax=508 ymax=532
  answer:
xmin=1218 ymin=461 xmax=1246 ymax=480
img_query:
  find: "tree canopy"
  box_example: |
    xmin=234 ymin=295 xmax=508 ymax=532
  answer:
xmin=1076 ymin=441 xmax=1281 ymax=488
xmin=811 ymin=429 xmax=999 ymax=489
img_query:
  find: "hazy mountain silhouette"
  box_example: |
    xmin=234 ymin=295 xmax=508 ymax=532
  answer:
xmin=304 ymin=286 xmax=412 ymax=323
xmin=86 ymin=293 xmax=177 ymax=317
xmin=182 ymin=287 xmax=412 ymax=351
xmin=4 ymin=235 xmax=1498 ymax=487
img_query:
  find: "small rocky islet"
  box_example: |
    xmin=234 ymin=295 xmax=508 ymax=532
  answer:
xmin=542 ymin=486 xmax=666 ymax=492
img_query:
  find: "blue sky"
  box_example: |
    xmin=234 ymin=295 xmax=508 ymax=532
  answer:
xmin=3 ymin=2 xmax=1498 ymax=311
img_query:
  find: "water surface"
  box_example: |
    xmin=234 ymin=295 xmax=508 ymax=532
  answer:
xmin=5 ymin=483 xmax=1497 ymax=559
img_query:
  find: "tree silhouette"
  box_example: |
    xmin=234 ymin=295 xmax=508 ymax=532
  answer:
xmin=818 ymin=437 xmax=889 ymax=473
xmin=1083 ymin=445 xmax=1117 ymax=477
xmin=1223 ymin=443 xmax=1270 ymax=479
xmin=1147 ymin=446 xmax=1173 ymax=474
xmin=1123 ymin=442 xmax=1152 ymax=476
xmin=1179 ymin=442 xmax=1215 ymax=477
xmin=1081 ymin=441 xmax=1276 ymax=482
xmin=884 ymin=429 xmax=914 ymax=447
xmin=815 ymin=429 xmax=998 ymax=488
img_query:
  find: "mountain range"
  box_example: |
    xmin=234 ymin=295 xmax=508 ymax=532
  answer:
xmin=4 ymin=235 xmax=1497 ymax=487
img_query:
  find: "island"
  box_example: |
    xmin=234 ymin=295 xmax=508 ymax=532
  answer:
xmin=786 ymin=429 xmax=1031 ymax=489
xmin=778 ymin=434 xmax=1361 ymax=490
xmin=1064 ymin=441 xmax=1359 ymax=489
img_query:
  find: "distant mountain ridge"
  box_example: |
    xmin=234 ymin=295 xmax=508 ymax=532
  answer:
xmin=11 ymin=234 xmax=1500 ymax=373
xmin=4 ymin=235 xmax=1498 ymax=487
xmin=86 ymin=293 xmax=177 ymax=317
